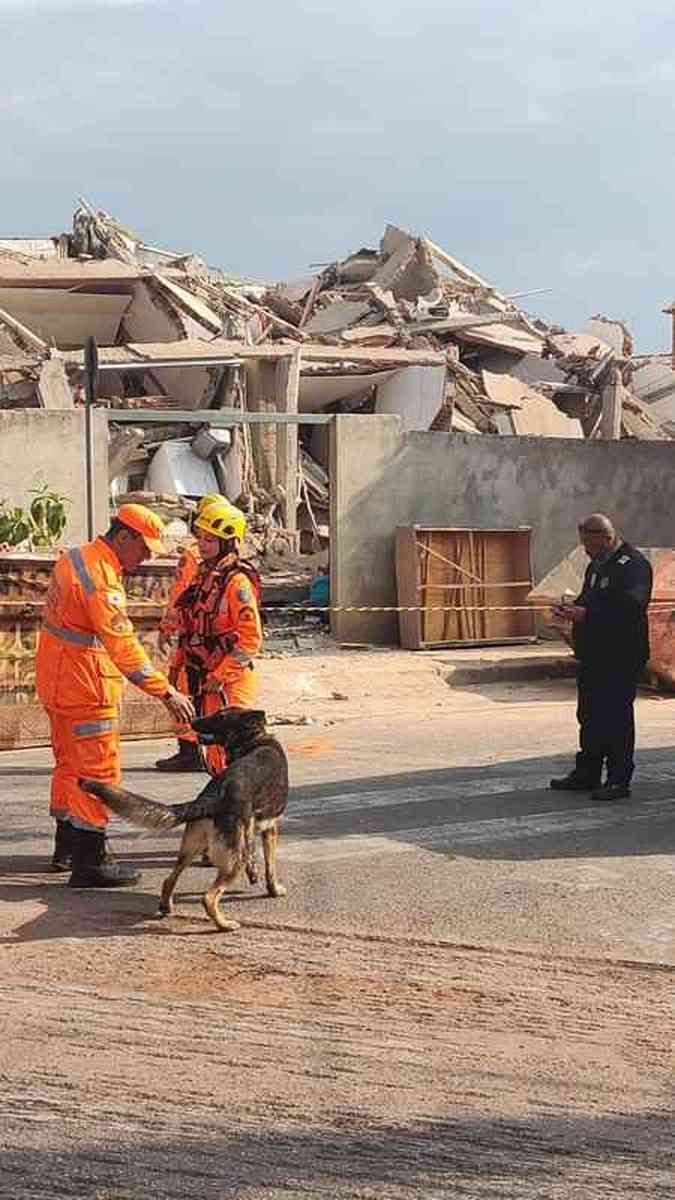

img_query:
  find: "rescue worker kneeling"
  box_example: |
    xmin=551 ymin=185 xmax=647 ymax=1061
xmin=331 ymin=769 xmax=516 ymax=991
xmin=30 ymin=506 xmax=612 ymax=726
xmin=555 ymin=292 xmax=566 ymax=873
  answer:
xmin=36 ymin=504 xmax=195 ymax=888
xmin=164 ymin=497 xmax=263 ymax=777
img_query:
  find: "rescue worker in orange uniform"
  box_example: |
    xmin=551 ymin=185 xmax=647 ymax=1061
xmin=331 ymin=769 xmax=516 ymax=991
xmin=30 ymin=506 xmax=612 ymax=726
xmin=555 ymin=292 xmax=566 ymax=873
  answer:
xmin=155 ymin=494 xmax=222 ymax=772
xmin=163 ymin=497 xmax=263 ymax=777
xmin=36 ymin=504 xmax=195 ymax=888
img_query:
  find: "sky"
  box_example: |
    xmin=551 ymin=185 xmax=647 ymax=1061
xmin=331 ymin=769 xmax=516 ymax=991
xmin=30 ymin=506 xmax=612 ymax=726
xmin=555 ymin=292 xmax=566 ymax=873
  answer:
xmin=1 ymin=0 xmax=674 ymax=350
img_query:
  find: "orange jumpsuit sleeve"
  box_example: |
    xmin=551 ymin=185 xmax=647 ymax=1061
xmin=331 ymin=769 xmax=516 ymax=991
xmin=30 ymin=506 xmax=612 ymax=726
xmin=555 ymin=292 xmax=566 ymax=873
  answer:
xmin=210 ymin=572 xmax=263 ymax=682
xmin=159 ymin=548 xmax=199 ymax=637
xmin=85 ymin=584 xmax=170 ymax=699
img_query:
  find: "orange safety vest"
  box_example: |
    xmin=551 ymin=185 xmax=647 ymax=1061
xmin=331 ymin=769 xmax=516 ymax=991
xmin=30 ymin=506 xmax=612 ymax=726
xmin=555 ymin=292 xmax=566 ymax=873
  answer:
xmin=36 ymin=537 xmax=170 ymax=710
xmin=175 ymin=554 xmax=262 ymax=695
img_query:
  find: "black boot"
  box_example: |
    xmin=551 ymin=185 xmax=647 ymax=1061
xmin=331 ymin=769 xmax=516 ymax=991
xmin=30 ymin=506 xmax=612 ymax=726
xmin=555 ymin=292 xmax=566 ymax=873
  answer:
xmin=550 ymin=771 xmax=599 ymax=792
xmin=154 ymin=739 xmax=204 ymax=773
xmin=68 ymin=827 xmax=141 ymax=889
xmin=49 ymin=819 xmax=73 ymax=873
xmin=591 ymin=783 xmax=631 ymax=802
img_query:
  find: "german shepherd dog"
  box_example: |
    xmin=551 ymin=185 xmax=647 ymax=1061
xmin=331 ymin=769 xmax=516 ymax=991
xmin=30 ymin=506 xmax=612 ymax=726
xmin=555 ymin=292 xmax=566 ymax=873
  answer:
xmin=80 ymin=708 xmax=288 ymax=932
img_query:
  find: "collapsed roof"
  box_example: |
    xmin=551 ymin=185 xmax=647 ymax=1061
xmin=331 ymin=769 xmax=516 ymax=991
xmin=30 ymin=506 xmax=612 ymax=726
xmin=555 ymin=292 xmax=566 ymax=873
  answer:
xmin=0 ymin=202 xmax=672 ymax=555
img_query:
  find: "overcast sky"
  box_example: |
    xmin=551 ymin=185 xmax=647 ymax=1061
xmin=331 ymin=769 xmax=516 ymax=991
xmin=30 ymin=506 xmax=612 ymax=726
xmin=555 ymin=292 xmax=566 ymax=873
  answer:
xmin=1 ymin=0 xmax=674 ymax=349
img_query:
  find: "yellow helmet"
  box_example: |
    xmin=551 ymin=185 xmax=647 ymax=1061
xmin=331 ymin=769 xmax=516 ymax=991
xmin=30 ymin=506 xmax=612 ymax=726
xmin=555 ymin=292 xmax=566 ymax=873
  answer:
xmin=194 ymin=498 xmax=247 ymax=543
xmin=196 ymin=493 xmax=223 ymax=515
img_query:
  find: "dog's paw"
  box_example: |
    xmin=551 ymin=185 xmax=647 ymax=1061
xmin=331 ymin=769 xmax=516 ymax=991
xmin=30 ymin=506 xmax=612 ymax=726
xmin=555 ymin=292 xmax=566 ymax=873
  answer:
xmin=215 ymin=919 xmax=240 ymax=933
xmin=268 ymin=882 xmax=287 ymax=898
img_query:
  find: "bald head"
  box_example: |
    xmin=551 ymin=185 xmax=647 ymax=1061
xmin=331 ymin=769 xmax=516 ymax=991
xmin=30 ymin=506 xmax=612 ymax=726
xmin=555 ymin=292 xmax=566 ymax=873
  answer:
xmin=578 ymin=513 xmax=618 ymax=559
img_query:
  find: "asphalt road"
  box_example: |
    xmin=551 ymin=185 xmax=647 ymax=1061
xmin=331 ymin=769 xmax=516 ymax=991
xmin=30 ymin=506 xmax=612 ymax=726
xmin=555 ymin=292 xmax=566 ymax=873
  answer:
xmin=1 ymin=677 xmax=673 ymax=1197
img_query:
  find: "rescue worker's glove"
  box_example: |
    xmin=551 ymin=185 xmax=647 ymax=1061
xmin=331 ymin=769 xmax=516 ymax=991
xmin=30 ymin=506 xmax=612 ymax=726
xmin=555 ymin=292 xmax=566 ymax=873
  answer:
xmin=162 ymin=686 xmax=196 ymax=725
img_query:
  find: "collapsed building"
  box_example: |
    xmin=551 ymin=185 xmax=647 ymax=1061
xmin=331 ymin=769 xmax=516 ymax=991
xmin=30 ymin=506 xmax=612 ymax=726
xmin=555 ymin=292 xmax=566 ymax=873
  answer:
xmin=2 ymin=202 xmax=675 ymax=745
xmin=0 ymin=200 xmax=672 ymax=561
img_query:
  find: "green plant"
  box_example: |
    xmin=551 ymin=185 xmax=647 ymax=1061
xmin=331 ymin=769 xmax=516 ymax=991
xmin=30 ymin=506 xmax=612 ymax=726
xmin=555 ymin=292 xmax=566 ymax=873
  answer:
xmin=28 ymin=484 xmax=70 ymax=545
xmin=0 ymin=485 xmax=70 ymax=548
xmin=0 ymin=505 xmax=33 ymax=546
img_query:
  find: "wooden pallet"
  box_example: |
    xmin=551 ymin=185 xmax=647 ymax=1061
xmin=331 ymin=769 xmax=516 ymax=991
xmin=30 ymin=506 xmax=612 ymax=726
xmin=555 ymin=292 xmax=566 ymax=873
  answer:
xmin=396 ymin=525 xmax=536 ymax=649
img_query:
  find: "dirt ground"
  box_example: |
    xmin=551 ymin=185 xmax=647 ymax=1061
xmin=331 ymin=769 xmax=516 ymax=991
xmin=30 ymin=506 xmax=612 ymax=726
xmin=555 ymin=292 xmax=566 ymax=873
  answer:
xmin=1 ymin=643 xmax=673 ymax=1198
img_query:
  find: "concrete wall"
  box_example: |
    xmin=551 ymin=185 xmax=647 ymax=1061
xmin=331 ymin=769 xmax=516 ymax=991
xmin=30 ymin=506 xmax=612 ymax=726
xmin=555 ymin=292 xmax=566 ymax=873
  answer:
xmin=0 ymin=409 xmax=109 ymax=543
xmin=330 ymin=415 xmax=675 ymax=644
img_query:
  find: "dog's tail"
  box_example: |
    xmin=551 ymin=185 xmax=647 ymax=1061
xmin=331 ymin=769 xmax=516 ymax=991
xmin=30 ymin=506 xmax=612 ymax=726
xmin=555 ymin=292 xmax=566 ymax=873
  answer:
xmin=79 ymin=779 xmax=191 ymax=832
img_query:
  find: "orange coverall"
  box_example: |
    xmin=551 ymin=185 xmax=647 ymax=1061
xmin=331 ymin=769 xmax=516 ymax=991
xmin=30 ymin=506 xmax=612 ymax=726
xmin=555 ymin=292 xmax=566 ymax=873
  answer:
xmin=36 ymin=538 xmax=170 ymax=830
xmin=175 ymin=556 xmax=263 ymax=774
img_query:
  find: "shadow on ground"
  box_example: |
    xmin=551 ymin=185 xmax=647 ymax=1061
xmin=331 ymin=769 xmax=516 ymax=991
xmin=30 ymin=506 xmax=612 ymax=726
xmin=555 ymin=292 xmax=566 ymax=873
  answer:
xmin=1 ymin=747 xmax=674 ymax=945
xmin=0 ymin=1109 xmax=672 ymax=1199
xmin=279 ymin=746 xmax=675 ymax=863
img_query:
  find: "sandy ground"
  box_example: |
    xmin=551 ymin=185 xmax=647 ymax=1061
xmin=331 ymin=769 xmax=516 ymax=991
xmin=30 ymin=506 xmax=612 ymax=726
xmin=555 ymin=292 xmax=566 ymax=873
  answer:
xmin=1 ymin=644 xmax=673 ymax=1198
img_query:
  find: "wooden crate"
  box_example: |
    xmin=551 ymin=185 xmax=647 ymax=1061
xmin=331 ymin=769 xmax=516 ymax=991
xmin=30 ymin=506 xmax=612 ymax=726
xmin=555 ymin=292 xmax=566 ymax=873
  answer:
xmin=396 ymin=526 xmax=536 ymax=649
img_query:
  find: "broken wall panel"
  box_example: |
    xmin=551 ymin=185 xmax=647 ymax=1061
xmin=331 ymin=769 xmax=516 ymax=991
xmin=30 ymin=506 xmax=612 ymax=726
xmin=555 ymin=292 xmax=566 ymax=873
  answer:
xmin=121 ymin=280 xmax=186 ymax=344
xmin=375 ymin=365 xmax=447 ymax=432
xmin=0 ymin=287 xmax=132 ymax=349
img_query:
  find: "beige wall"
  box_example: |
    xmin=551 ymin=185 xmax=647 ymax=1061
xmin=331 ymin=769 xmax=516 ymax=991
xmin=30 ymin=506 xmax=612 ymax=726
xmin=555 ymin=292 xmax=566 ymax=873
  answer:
xmin=330 ymin=414 xmax=675 ymax=644
xmin=0 ymin=409 xmax=109 ymax=543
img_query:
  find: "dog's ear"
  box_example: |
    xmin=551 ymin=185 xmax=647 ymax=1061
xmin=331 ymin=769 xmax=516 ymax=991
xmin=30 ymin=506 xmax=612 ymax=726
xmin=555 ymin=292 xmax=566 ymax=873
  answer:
xmin=191 ymin=707 xmax=229 ymax=734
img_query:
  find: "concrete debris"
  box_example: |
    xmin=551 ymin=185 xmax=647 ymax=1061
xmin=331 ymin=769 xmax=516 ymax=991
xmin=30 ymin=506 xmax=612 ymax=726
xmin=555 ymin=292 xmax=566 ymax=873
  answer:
xmin=261 ymin=225 xmax=671 ymax=444
xmin=0 ymin=199 xmax=672 ymax=569
xmin=37 ymin=355 xmax=74 ymax=411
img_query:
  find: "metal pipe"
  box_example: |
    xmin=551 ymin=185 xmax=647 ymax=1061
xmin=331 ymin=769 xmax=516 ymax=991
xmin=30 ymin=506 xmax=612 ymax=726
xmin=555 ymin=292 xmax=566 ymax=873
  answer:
xmin=106 ymin=408 xmax=333 ymax=425
xmin=96 ymin=357 xmax=241 ymax=373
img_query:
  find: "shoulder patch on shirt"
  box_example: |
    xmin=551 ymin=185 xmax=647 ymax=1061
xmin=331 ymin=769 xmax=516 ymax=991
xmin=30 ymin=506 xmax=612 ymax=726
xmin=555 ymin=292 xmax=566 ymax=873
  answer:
xmin=589 ymin=572 xmax=597 ymax=588
xmin=237 ymin=585 xmax=251 ymax=603
xmin=600 ymin=577 xmax=610 ymax=589
xmin=617 ymin=555 xmax=630 ymax=565
xmin=105 ymin=590 xmax=126 ymax=607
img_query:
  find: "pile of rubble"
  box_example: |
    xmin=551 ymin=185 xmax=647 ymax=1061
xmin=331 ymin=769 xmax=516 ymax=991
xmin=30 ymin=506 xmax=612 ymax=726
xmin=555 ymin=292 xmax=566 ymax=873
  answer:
xmin=264 ymin=225 xmax=672 ymax=441
xmin=1 ymin=201 xmax=673 ymax=562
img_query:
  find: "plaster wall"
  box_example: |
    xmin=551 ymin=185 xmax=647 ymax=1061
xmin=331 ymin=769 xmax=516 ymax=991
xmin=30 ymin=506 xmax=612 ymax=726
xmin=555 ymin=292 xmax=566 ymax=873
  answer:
xmin=330 ymin=415 xmax=675 ymax=644
xmin=0 ymin=409 xmax=109 ymax=542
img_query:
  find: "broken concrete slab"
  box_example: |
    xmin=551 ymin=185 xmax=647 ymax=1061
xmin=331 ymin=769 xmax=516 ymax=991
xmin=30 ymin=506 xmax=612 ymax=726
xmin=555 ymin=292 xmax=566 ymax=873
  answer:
xmin=109 ymin=426 xmax=146 ymax=481
xmin=37 ymin=356 xmax=73 ymax=410
xmin=583 ymin=316 xmax=633 ymax=356
xmin=373 ymin=233 xmax=439 ymax=302
xmin=375 ymin=364 xmax=447 ymax=433
xmin=151 ymin=273 xmax=223 ymax=336
xmin=481 ymin=370 xmax=524 ymax=409
xmin=453 ymin=321 xmax=545 ymax=356
xmin=0 ymin=287 xmax=132 ymax=348
xmin=305 ymin=299 xmax=372 ymax=335
xmin=511 ymin=384 xmax=583 ymax=438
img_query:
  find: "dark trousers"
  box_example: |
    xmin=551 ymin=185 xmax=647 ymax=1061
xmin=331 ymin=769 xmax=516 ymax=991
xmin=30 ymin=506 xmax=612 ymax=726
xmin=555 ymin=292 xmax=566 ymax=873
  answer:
xmin=576 ymin=666 xmax=639 ymax=787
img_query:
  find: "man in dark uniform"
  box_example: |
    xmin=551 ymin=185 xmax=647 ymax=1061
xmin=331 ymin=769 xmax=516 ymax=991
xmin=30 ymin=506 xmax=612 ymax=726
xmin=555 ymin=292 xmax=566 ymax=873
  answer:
xmin=550 ymin=513 xmax=652 ymax=802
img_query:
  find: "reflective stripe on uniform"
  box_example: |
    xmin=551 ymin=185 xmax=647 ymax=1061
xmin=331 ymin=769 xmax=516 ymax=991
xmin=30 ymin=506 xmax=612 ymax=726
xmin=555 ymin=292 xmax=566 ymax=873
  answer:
xmin=42 ymin=618 xmax=101 ymax=649
xmin=73 ymin=718 xmax=116 ymax=738
xmin=126 ymin=662 xmax=154 ymax=684
xmin=68 ymin=548 xmax=96 ymax=595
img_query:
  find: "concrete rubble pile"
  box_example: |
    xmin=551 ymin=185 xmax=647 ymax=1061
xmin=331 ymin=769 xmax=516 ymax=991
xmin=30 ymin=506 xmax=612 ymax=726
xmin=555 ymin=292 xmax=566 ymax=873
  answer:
xmin=266 ymin=224 xmax=674 ymax=442
xmin=0 ymin=203 xmax=673 ymax=565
